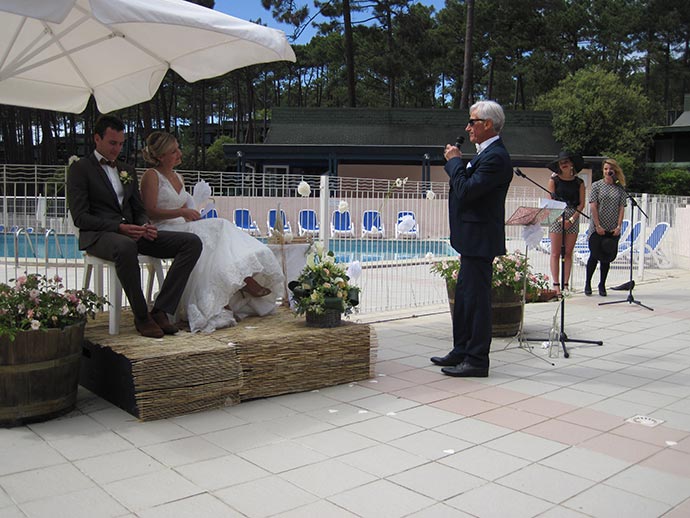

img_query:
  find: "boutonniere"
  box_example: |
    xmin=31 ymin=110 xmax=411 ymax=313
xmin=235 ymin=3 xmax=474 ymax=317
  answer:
xmin=119 ymin=170 xmax=133 ymax=185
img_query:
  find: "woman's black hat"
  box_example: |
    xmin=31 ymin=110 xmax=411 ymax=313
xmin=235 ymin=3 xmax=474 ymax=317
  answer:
xmin=547 ymin=150 xmax=584 ymax=173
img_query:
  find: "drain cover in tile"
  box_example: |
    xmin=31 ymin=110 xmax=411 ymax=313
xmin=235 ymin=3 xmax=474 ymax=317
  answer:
xmin=625 ymin=415 xmax=664 ymax=427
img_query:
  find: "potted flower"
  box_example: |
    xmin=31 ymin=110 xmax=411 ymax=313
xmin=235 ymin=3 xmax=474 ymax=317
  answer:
xmin=0 ymin=273 xmax=107 ymax=426
xmin=288 ymin=243 xmax=360 ymax=327
xmin=430 ymin=251 xmax=554 ymax=336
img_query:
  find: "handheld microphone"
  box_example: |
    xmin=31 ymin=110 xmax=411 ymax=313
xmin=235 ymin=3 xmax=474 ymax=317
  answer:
xmin=455 ymin=136 xmax=465 ymax=148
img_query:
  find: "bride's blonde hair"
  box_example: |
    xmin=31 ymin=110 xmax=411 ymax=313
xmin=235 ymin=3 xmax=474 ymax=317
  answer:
xmin=142 ymin=131 xmax=177 ymax=166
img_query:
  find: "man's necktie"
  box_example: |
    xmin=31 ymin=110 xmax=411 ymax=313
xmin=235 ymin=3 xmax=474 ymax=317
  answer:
xmin=99 ymin=158 xmax=115 ymax=167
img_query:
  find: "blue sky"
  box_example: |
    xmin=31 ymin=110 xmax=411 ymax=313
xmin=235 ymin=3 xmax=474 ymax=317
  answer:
xmin=214 ymin=1 xmax=447 ymax=44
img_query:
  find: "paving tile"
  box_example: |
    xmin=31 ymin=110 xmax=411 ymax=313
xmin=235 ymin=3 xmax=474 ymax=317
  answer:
xmin=389 ymin=429 xmax=473 ymax=460
xmin=580 ymin=432 xmax=663 ymax=464
xmin=390 ymin=404 xmax=463 ymax=428
xmin=557 ymin=407 xmax=626 ymax=432
xmin=203 ymin=422 xmax=283 ymax=453
xmin=430 ymin=394 xmax=499 ymax=416
xmin=484 ymin=431 xmax=569 ymax=462
xmin=474 ymin=406 xmax=548 ymax=430
xmin=272 ymin=499 xmax=359 ymax=517
xmin=18 ymin=487 xmax=128 ymax=518
xmin=604 ymin=465 xmax=690 ymax=506
xmin=404 ymin=503 xmax=475 ymax=517
xmin=445 ymin=482 xmax=553 ymax=518
xmin=640 ymin=448 xmax=690 ymax=478
xmin=609 ymin=422 xmax=690 ymax=448
xmin=469 ymin=386 xmax=533 ymax=405
xmin=237 ymin=440 xmax=327 ymax=473
xmin=390 ymin=385 xmax=457 ymax=404
xmin=141 ymin=436 xmax=229 ymax=467
xmin=223 ymin=398 xmax=296 ymax=422
xmin=439 ymin=444 xmax=530 ymax=481
xmin=109 ymin=420 xmax=193 ymax=448
xmin=305 ymin=402 xmax=379 ymax=426
xmin=662 ymin=497 xmax=690 ymax=518
xmin=318 ymin=382 xmax=381 ymax=402
xmin=343 ymin=415 xmax=424 ymax=442
xmin=360 ymin=375 xmax=417 ymax=392
xmin=172 ymin=409 xmax=248 ymax=434
xmin=563 ymin=484 xmax=670 ymax=517
xmin=328 ymin=479 xmax=435 ymax=518
xmin=389 ymin=462 xmax=484 ymax=500
xmin=103 ymin=469 xmax=202 ymax=511
xmin=522 ymin=418 xmax=602 ymax=445
xmin=338 ymin=444 xmax=427 ymax=478
xmin=498 ymin=463 xmax=596 ymax=504
xmin=539 ymin=446 xmax=631 ymax=481
xmin=351 ymin=392 xmax=420 ymax=414
xmin=136 ymin=493 xmax=242 ymax=518
xmin=435 ymin=417 xmax=512 ymax=445
xmin=214 ymin=475 xmax=317 ymax=517
xmin=0 ymin=463 xmax=94 ymax=504
xmin=175 ymin=454 xmax=269 ymax=491
xmin=0 ymin=442 xmax=65 ymax=477
xmin=280 ymin=458 xmax=376 ymax=497
xmin=509 ymin=396 xmax=578 ymax=418
xmin=74 ymin=449 xmax=165 ymax=485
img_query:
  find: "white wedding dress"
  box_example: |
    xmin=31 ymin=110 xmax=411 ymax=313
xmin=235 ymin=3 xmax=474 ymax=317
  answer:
xmin=150 ymin=171 xmax=284 ymax=333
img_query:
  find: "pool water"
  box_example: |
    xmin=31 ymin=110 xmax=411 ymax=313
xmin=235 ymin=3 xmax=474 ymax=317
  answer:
xmin=1 ymin=233 xmax=457 ymax=263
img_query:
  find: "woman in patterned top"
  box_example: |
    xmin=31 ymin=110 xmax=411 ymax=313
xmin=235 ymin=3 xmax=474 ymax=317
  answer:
xmin=547 ymin=151 xmax=586 ymax=295
xmin=584 ymin=158 xmax=627 ymax=296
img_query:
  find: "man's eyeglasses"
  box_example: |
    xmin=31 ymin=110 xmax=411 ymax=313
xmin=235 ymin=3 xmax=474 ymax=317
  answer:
xmin=467 ymin=118 xmax=485 ymax=126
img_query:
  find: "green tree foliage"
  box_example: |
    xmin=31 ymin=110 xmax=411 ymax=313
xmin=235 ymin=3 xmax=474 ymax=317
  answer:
xmin=204 ymin=135 xmax=236 ymax=172
xmin=535 ymin=66 xmax=653 ymax=159
xmin=653 ymin=168 xmax=690 ymax=195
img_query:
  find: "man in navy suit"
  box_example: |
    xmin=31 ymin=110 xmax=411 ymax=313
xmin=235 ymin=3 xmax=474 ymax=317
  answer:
xmin=431 ymin=101 xmax=513 ymax=377
xmin=67 ymin=115 xmax=202 ymax=338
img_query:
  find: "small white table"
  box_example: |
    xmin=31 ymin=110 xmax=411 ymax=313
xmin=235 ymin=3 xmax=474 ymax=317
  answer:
xmin=268 ymin=243 xmax=311 ymax=301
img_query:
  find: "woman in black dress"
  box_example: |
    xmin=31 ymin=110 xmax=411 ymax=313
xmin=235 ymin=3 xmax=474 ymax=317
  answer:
xmin=547 ymin=151 xmax=586 ymax=295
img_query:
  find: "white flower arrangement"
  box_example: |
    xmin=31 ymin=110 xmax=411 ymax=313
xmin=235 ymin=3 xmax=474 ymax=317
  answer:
xmin=426 ymin=189 xmax=436 ymax=200
xmin=338 ymin=200 xmax=349 ymax=213
xmin=68 ymin=155 xmax=79 ymax=166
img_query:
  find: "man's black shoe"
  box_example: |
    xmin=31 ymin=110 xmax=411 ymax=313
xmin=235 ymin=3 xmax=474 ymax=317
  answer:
xmin=430 ymin=353 xmax=464 ymax=367
xmin=441 ymin=362 xmax=489 ymax=378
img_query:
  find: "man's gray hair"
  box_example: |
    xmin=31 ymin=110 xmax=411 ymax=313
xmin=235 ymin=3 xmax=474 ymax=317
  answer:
xmin=470 ymin=100 xmax=505 ymax=133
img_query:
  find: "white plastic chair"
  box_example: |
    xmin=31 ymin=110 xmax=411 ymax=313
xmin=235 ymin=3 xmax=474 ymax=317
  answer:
xmin=83 ymin=254 xmax=165 ymax=335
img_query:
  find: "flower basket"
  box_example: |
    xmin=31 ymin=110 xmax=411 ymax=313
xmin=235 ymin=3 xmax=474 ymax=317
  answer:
xmin=288 ymin=243 xmax=360 ymax=325
xmin=491 ymin=286 xmax=523 ymax=337
xmin=306 ymin=309 xmax=342 ymax=328
xmin=0 ymin=322 xmax=85 ymax=427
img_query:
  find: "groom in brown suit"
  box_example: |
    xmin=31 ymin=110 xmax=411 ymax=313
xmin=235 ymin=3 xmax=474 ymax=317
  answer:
xmin=67 ymin=115 xmax=202 ymax=338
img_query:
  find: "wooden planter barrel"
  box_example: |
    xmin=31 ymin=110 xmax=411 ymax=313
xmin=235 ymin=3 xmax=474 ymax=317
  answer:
xmin=491 ymin=287 xmax=523 ymax=337
xmin=0 ymin=322 xmax=85 ymax=427
xmin=446 ymin=282 xmax=523 ymax=337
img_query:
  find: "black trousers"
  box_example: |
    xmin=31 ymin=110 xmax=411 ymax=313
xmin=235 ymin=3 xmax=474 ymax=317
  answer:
xmin=451 ymin=255 xmax=493 ymax=369
xmin=86 ymin=230 xmax=202 ymax=321
xmin=586 ymin=232 xmax=619 ymax=287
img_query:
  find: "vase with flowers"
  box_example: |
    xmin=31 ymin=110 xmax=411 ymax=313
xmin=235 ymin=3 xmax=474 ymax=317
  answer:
xmin=288 ymin=243 xmax=360 ymax=327
xmin=0 ymin=273 xmax=107 ymax=426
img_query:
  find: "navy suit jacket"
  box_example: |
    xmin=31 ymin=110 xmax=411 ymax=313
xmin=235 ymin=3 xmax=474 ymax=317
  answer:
xmin=445 ymin=139 xmax=513 ymax=259
xmin=67 ymin=153 xmax=147 ymax=250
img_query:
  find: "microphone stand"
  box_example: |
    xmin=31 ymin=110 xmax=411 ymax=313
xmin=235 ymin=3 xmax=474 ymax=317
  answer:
xmin=600 ymin=184 xmax=653 ymax=311
xmin=514 ymin=168 xmax=603 ymax=358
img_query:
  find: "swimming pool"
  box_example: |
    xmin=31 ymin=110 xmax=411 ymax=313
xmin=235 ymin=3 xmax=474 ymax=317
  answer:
xmin=1 ymin=233 xmax=457 ymax=263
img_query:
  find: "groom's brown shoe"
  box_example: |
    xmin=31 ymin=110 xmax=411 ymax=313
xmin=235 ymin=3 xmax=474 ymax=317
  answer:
xmin=134 ymin=315 xmax=164 ymax=338
xmin=151 ymin=309 xmax=178 ymax=335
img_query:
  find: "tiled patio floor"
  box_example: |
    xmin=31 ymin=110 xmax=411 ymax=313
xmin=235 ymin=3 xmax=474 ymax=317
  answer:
xmin=2 ymin=271 xmax=690 ymax=517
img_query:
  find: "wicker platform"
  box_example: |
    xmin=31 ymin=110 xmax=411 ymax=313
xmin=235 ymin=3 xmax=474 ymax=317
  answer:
xmin=80 ymin=307 xmax=374 ymax=421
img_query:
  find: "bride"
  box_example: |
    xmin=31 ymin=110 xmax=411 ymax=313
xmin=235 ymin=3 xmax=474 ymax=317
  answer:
xmin=140 ymin=131 xmax=284 ymax=333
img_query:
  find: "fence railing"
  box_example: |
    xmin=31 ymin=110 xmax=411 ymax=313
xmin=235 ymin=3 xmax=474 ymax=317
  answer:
xmin=1 ymin=165 xmax=688 ymax=317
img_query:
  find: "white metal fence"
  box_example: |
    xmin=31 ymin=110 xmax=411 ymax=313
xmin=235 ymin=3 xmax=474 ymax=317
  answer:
xmin=2 ymin=164 xmax=688 ymax=317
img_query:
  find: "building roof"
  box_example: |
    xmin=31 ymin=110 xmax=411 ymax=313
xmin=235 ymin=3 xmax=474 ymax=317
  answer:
xmin=265 ymin=107 xmax=562 ymax=156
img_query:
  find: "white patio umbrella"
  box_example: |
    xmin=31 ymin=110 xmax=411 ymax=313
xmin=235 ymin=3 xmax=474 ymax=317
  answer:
xmin=0 ymin=0 xmax=296 ymax=113
xmin=35 ymin=194 xmax=47 ymax=228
